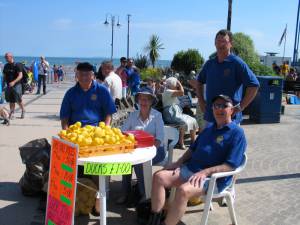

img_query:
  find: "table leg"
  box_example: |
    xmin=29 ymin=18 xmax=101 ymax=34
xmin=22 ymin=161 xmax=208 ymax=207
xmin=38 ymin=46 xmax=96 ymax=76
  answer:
xmin=99 ymin=176 xmax=106 ymax=225
xmin=143 ymin=160 xmax=152 ymax=199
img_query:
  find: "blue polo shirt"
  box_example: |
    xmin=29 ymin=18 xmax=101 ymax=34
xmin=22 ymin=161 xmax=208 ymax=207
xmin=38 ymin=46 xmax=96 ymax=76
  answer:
xmin=197 ymin=54 xmax=259 ymax=123
xmin=60 ymin=80 xmax=117 ymax=126
xmin=185 ymin=122 xmax=247 ymax=191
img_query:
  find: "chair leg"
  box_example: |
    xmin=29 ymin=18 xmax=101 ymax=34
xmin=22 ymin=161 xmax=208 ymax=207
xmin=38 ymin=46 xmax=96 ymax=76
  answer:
xmin=200 ymin=199 xmax=211 ymax=225
xmin=225 ymin=194 xmax=238 ymax=225
xmin=105 ymin=176 xmax=110 ymax=200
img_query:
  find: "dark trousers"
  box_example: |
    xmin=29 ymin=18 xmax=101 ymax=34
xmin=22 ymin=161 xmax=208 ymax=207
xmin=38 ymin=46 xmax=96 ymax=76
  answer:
xmin=37 ymin=74 xmax=46 ymax=94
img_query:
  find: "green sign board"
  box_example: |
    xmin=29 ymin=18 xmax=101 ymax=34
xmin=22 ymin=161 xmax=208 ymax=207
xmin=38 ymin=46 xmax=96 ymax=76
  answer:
xmin=84 ymin=162 xmax=132 ymax=176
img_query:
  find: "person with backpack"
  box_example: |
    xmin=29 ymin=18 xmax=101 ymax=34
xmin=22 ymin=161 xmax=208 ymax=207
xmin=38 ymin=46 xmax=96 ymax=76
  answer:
xmin=2 ymin=52 xmax=26 ymax=119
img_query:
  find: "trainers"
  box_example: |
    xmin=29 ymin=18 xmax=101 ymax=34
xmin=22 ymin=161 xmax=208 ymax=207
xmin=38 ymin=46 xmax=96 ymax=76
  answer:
xmin=2 ymin=119 xmax=10 ymax=126
xmin=9 ymin=112 xmax=14 ymax=120
xmin=21 ymin=111 xmax=25 ymax=119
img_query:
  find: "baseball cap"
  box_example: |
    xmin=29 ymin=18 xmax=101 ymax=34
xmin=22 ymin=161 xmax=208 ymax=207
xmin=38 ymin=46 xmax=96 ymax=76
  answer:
xmin=212 ymin=94 xmax=233 ymax=104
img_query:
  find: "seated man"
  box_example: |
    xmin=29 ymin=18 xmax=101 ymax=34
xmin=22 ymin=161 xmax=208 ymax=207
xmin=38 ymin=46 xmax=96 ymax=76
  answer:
xmin=147 ymin=94 xmax=247 ymax=225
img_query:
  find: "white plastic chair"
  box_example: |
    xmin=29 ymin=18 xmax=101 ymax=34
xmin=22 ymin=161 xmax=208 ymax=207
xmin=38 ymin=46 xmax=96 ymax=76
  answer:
xmin=200 ymin=154 xmax=248 ymax=225
xmin=155 ymin=126 xmax=179 ymax=166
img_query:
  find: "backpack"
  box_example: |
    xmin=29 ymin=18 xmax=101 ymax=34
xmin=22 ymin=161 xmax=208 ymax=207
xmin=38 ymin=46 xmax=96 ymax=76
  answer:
xmin=16 ymin=62 xmax=29 ymax=84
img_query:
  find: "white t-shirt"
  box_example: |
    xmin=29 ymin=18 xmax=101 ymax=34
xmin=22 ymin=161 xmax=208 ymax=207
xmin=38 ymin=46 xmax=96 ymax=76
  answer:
xmin=162 ymin=89 xmax=180 ymax=107
xmin=104 ymin=71 xmax=122 ymax=100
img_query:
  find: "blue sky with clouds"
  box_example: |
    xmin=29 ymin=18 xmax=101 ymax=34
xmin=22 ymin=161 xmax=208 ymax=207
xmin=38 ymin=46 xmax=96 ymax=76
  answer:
xmin=0 ymin=0 xmax=298 ymax=60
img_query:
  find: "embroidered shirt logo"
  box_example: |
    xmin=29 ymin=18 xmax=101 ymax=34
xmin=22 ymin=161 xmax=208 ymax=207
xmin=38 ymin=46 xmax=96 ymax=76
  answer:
xmin=216 ymin=135 xmax=224 ymax=144
xmin=91 ymin=94 xmax=97 ymax=101
xmin=224 ymin=68 xmax=231 ymax=76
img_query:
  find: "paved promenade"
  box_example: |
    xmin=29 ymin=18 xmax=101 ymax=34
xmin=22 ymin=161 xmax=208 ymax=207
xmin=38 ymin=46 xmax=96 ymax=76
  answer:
xmin=0 ymin=81 xmax=300 ymax=225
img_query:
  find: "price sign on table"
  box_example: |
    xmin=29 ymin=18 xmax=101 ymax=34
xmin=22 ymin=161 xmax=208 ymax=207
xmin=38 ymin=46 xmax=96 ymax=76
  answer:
xmin=84 ymin=162 xmax=132 ymax=175
xmin=45 ymin=137 xmax=78 ymax=225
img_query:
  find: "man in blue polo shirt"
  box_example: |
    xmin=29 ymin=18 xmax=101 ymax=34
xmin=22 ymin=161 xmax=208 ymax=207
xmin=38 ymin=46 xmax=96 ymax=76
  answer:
xmin=196 ymin=29 xmax=259 ymax=124
xmin=146 ymin=94 xmax=247 ymax=225
xmin=60 ymin=62 xmax=116 ymax=129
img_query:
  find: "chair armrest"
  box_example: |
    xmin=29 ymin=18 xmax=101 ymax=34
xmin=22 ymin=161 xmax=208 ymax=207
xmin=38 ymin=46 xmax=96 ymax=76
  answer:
xmin=211 ymin=169 xmax=241 ymax=179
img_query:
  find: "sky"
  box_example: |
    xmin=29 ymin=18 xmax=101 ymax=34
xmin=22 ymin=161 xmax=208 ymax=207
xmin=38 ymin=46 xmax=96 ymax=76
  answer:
xmin=0 ymin=0 xmax=299 ymax=60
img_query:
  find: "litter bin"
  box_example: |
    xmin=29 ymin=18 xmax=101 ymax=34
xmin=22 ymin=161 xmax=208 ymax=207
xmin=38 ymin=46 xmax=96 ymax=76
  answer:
xmin=249 ymin=76 xmax=283 ymax=123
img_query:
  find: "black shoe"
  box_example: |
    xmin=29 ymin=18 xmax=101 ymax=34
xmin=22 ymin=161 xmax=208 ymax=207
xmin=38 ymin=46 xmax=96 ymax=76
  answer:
xmin=146 ymin=211 xmax=162 ymax=225
xmin=91 ymin=206 xmax=100 ymax=217
xmin=2 ymin=119 xmax=10 ymax=126
xmin=21 ymin=111 xmax=25 ymax=119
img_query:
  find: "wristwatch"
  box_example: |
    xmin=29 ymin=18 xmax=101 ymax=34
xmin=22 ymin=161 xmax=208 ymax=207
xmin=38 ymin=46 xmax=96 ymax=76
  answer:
xmin=235 ymin=103 xmax=243 ymax=112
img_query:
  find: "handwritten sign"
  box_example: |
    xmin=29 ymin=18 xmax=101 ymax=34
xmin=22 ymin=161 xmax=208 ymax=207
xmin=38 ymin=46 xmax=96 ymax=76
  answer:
xmin=45 ymin=137 xmax=78 ymax=225
xmin=84 ymin=162 xmax=132 ymax=175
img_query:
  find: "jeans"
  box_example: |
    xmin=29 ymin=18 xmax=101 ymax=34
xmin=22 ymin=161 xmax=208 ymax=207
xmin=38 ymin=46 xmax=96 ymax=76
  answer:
xmin=37 ymin=74 xmax=46 ymax=94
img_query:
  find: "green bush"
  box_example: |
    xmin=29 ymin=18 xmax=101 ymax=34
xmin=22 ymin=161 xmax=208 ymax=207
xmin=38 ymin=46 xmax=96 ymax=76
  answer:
xmin=248 ymin=61 xmax=277 ymax=76
xmin=140 ymin=68 xmax=163 ymax=81
xmin=171 ymin=49 xmax=204 ymax=76
xmin=134 ymin=54 xmax=149 ymax=70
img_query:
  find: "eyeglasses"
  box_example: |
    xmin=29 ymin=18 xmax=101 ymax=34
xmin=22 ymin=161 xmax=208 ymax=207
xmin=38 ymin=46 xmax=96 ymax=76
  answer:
xmin=77 ymin=71 xmax=93 ymax=76
xmin=212 ymin=103 xmax=230 ymax=110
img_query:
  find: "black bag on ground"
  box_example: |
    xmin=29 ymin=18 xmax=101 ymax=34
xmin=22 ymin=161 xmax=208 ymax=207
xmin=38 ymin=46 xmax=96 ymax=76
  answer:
xmin=19 ymin=138 xmax=51 ymax=196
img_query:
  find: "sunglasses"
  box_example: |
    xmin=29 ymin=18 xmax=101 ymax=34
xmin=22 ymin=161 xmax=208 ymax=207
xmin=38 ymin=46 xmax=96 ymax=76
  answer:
xmin=212 ymin=103 xmax=231 ymax=110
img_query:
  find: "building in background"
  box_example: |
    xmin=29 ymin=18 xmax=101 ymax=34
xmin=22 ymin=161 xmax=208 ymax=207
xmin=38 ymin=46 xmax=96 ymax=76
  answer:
xmin=260 ymin=52 xmax=291 ymax=68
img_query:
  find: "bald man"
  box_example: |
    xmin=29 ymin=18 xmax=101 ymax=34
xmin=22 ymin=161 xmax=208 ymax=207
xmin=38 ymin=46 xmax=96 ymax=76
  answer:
xmin=3 ymin=52 xmax=25 ymax=119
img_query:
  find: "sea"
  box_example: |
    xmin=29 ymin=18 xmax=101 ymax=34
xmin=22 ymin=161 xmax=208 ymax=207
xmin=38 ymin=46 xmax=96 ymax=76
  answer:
xmin=0 ymin=56 xmax=171 ymax=71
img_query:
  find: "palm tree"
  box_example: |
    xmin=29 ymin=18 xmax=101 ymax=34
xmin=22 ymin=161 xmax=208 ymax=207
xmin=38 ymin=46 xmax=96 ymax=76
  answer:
xmin=227 ymin=0 xmax=233 ymax=31
xmin=145 ymin=34 xmax=164 ymax=68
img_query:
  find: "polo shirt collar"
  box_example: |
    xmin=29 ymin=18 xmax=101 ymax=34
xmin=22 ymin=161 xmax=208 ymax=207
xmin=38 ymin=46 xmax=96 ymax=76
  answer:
xmin=214 ymin=53 xmax=234 ymax=63
xmin=213 ymin=121 xmax=235 ymax=130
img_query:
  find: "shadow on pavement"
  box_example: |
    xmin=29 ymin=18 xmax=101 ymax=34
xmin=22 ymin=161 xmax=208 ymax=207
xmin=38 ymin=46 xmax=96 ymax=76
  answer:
xmin=237 ymin=173 xmax=300 ymax=184
xmin=34 ymin=114 xmax=60 ymax=121
xmin=0 ymin=182 xmax=41 ymax=225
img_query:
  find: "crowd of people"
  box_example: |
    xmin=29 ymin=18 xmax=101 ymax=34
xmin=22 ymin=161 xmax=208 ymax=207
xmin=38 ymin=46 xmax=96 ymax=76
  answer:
xmin=272 ymin=61 xmax=300 ymax=82
xmin=57 ymin=29 xmax=257 ymax=225
xmin=1 ymin=29 xmax=260 ymax=225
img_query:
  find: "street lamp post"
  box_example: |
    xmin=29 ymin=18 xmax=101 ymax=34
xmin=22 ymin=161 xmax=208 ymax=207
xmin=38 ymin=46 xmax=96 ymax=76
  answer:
xmin=104 ymin=14 xmax=121 ymax=61
xmin=127 ymin=14 xmax=131 ymax=59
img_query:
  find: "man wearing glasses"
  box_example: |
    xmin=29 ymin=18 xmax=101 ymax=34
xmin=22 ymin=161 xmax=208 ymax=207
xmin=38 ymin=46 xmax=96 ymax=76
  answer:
xmin=196 ymin=29 xmax=259 ymax=125
xmin=146 ymin=94 xmax=246 ymax=225
xmin=60 ymin=62 xmax=116 ymax=130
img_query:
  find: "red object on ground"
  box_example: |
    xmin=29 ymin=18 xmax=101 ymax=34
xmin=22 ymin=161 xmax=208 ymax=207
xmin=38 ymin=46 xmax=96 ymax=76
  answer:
xmin=124 ymin=130 xmax=155 ymax=148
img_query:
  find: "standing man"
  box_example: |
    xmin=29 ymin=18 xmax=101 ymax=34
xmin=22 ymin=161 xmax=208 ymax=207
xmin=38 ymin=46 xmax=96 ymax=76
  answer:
xmin=196 ymin=29 xmax=259 ymax=124
xmin=115 ymin=57 xmax=128 ymax=98
xmin=101 ymin=61 xmax=122 ymax=101
xmin=36 ymin=56 xmax=50 ymax=95
xmin=3 ymin=52 xmax=26 ymax=119
xmin=125 ymin=58 xmax=135 ymax=95
xmin=60 ymin=62 xmax=116 ymax=129
xmin=60 ymin=62 xmax=117 ymax=215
